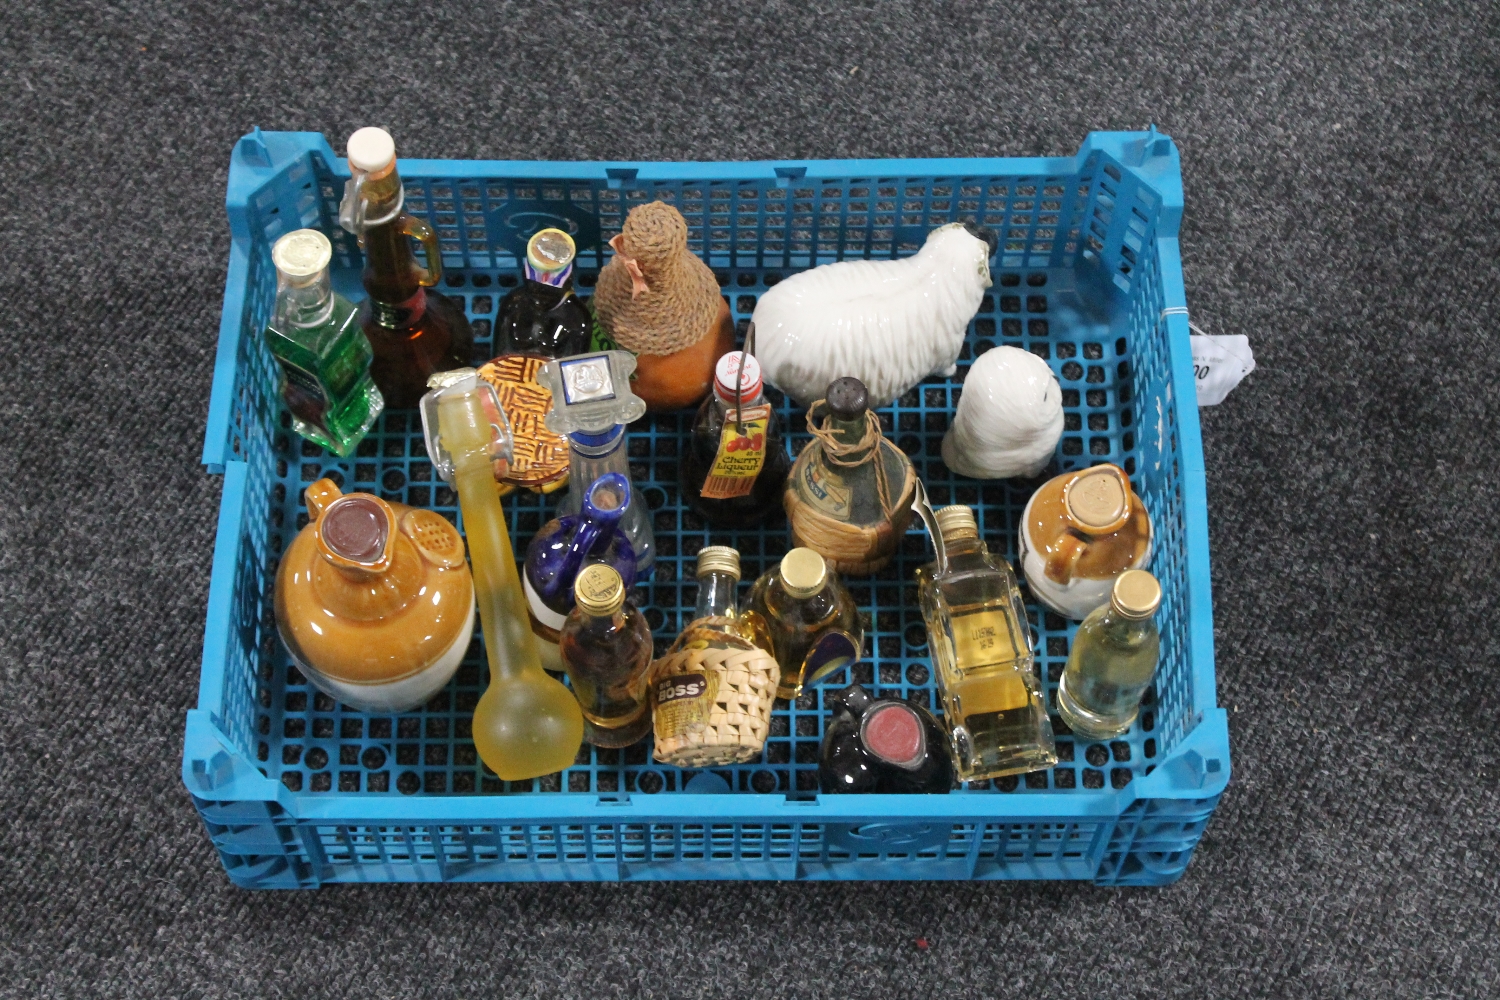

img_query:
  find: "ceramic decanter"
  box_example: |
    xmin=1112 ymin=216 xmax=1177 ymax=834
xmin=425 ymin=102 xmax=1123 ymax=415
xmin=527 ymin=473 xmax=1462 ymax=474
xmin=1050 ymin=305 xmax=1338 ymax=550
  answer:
xmin=1019 ymin=463 xmax=1153 ymax=620
xmin=590 ymin=200 xmax=735 ymax=411
xmin=523 ymin=472 xmax=637 ymax=666
xmin=751 ymin=222 xmax=997 ymax=408
xmin=274 ymin=479 xmax=474 ymax=713
xmin=784 ymin=377 xmax=916 ymax=575
xmin=819 ymin=684 xmax=954 ymax=794
xmin=538 ymin=350 xmax=656 ymax=575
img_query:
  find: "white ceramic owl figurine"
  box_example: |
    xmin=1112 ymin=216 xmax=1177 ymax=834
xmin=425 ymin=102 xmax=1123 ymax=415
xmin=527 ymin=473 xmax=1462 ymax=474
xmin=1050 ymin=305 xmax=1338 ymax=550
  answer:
xmin=751 ymin=223 xmax=996 ymax=408
xmin=942 ymin=345 xmax=1063 ymax=479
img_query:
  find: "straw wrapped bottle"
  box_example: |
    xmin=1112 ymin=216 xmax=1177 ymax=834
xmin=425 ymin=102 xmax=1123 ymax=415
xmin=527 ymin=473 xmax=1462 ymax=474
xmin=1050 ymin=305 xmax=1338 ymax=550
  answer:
xmin=591 ymin=201 xmax=736 ymax=411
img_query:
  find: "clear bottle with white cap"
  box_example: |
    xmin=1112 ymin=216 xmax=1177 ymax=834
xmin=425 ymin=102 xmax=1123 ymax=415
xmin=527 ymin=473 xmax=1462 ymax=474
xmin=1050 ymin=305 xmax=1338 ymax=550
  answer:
xmin=338 ymin=126 xmax=473 ymax=408
xmin=744 ymin=547 xmax=863 ymax=700
xmin=494 ymin=227 xmax=594 ymax=359
xmin=1056 ymin=570 xmax=1163 ymax=741
xmin=681 ymin=351 xmax=792 ymax=527
xmin=263 ymin=228 xmax=383 ymax=456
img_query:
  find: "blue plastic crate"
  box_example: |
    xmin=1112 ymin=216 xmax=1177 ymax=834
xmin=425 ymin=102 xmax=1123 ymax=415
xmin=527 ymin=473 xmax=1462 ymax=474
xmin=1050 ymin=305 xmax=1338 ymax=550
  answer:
xmin=186 ymin=129 xmax=1228 ymax=888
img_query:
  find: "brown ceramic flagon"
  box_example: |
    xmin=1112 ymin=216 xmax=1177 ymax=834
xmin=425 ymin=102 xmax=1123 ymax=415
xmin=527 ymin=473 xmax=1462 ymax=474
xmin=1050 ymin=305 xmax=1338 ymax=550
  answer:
xmin=275 ymin=479 xmax=475 ymax=713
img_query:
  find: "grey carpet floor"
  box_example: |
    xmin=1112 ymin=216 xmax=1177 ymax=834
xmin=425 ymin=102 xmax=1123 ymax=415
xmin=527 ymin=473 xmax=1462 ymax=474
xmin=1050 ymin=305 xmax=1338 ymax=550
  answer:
xmin=2 ymin=1 xmax=1498 ymax=997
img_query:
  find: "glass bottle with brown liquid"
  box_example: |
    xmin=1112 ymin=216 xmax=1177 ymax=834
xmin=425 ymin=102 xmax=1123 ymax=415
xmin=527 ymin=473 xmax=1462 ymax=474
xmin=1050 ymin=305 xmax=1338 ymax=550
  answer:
xmin=744 ymin=547 xmax=863 ymax=701
xmin=681 ymin=351 xmax=791 ymax=527
xmin=559 ymin=563 xmax=654 ymax=748
xmin=339 ymin=127 xmax=473 ymax=408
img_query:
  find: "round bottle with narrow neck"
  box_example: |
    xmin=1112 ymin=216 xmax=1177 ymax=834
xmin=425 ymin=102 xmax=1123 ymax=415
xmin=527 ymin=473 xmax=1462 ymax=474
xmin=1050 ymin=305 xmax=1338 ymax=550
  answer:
xmin=916 ymin=505 xmax=1056 ymax=781
xmin=264 ymin=230 xmax=383 ymax=456
xmin=339 ymin=127 xmax=473 ymax=408
xmin=559 ymin=564 xmax=654 ymax=748
xmin=495 ymin=228 xmax=594 ymax=358
xmin=744 ymin=547 xmax=862 ymax=700
xmin=784 ymin=376 xmax=915 ymax=575
xmin=682 ymin=351 xmax=792 ymax=527
xmin=1056 ymin=570 xmax=1162 ymax=740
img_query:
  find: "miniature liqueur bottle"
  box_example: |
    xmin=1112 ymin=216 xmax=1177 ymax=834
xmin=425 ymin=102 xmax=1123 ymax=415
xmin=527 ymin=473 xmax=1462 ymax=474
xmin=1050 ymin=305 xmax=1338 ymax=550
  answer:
xmin=274 ymin=479 xmax=472 ymax=713
xmin=1056 ymin=570 xmax=1163 ymax=741
xmin=559 ymin=564 xmax=655 ymax=748
xmin=819 ymin=684 xmax=954 ymax=794
xmin=339 ymin=127 xmax=473 ymax=408
xmin=784 ymin=377 xmax=916 ymax=575
xmin=494 ymin=227 xmax=594 ymax=358
xmin=744 ymin=547 xmax=863 ymax=701
xmin=590 ymin=200 xmax=736 ymax=411
xmin=681 ymin=351 xmax=792 ymax=527
xmin=916 ymin=505 xmax=1057 ymax=780
xmin=538 ymin=350 xmax=656 ymax=575
xmin=649 ymin=547 xmax=780 ymax=767
xmin=420 ymin=371 xmax=583 ymax=780
xmin=523 ymin=473 xmax=638 ymax=667
xmin=264 ymin=230 xmax=384 ymax=456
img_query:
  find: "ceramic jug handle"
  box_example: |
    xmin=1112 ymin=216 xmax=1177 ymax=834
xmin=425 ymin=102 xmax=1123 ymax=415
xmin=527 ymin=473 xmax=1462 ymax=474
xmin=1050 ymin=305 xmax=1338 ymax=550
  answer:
xmin=305 ymin=479 xmax=343 ymax=521
xmin=402 ymin=213 xmax=443 ymax=288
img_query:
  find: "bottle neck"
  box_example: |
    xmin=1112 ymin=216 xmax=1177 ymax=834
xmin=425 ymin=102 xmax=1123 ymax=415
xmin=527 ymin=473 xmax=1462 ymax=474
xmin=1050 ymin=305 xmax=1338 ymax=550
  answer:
xmin=714 ymin=386 xmax=765 ymax=416
xmin=580 ymin=607 xmax=628 ymax=634
xmin=524 ymin=259 xmax=576 ymax=291
xmin=358 ymin=168 xmax=420 ymax=304
xmin=693 ymin=570 xmax=739 ymax=620
xmin=1096 ymin=606 xmax=1156 ymax=645
xmin=938 ymin=532 xmax=986 ymax=558
xmin=825 ymin=412 xmax=873 ymax=461
xmin=276 ymin=271 xmax=336 ymax=329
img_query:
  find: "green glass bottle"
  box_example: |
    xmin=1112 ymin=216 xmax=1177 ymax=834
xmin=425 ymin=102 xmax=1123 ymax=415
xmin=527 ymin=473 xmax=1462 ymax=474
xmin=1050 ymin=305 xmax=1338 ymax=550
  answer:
xmin=264 ymin=229 xmax=383 ymax=456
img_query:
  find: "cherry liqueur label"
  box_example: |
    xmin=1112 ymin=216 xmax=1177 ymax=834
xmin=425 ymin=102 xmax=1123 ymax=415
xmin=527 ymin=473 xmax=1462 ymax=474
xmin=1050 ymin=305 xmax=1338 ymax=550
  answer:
xmin=701 ymin=404 xmax=772 ymax=499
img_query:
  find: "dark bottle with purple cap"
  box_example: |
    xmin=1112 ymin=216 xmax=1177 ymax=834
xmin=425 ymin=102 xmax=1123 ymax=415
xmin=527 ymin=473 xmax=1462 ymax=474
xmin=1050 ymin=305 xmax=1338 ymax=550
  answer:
xmin=818 ymin=684 xmax=954 ymax=794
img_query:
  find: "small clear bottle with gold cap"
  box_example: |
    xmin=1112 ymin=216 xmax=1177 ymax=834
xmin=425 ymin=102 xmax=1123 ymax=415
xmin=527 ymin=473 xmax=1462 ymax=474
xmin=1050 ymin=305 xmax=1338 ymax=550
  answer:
xmin=916 ymin=505 xmax=1056 ymax=781
xmin=559 ymin=563 xmax=655 ymax=748
xmin=263 ymin=229 xmax=383 ymax=456
xmin=1056 ymin=570 xmax=1163 ymax=741
xmin=495 ymin=228 xmax=595 ymax=359
xmin=744 ymin=547 xmax=863 ymax=700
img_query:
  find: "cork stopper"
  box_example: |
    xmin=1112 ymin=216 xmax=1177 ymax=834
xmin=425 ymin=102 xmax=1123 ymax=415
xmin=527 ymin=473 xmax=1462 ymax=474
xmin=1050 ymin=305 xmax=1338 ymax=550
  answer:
xmin=526 ymin=228 xmax=576 ymax=273
xmin=1110 ymin=570 xmax=1162 ymax=619
xmin=345 ymin=126 xmax=396 ymax=178
xmin=826 ymin=377 xmax=869 ymax=420
xmin=779 ymin=547 xmax=828 ymax=599
xmin=695 ymin=546 xmax=740 ymax=581
xmin=1064 ymin=465 xmax=1130 ymax=533
xmin=575 ymin=563 xmax=626 ymax=616
xmin=934 ymin=505 xmax=979 ymax=542
xmin=272 ymin=229 xmax=332 ymax=287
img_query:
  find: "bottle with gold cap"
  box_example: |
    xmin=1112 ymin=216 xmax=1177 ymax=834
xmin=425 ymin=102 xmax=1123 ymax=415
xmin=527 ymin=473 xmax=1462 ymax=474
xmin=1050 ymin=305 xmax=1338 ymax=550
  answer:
xmin=263 ymin=229 xmax=383 ymax=456
xmin=1056 ymin=570 xmax=1162 ymax=741
xmin=916 ymin=505 xmax=1056 ymax=781
xmin=495 ymin=228 xmax=594 ymax=358
xmin=744 ymin=547 xmax=863 ymax=700
xmin=649 ymin=547 xmax=780 ymax=767
xmin=339 ymin=126 xmax=474 ymax=408
xmin=1019 ymin=463 xmax=1153 ymax=620
xmin=559 ymin=564 xmax=655 ymax=748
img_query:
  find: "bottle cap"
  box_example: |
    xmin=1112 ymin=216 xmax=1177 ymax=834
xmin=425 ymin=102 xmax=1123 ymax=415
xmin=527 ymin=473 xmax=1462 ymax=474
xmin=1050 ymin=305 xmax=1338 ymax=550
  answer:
xmin=1064 ymin=465 xmax=1130 ymax=532
xmin=934 ymin=505 xmax=979 ymax=542
xmin=713 ymin=352 xmax=763 ymax=404
xmin=862 ymin=702 xmax=927 ymax=770
xmin=271 ymin=229 xmax=332 ymax=285
xmin=825 ymin=377 xmax=869 ymax=420
xmin=780 ymin=547 xmax=828 ymax=599
xmin=527 ymin=228 xmax=576 ymax=273
xmin=575 ymin=563 xmax=626 ymax=616
xmin=695 ymin=545 xmax=740 ymax=581
xmin=1110 ymin=569 xmax=1161 ymax=619
xmin=346 ymin=126 xmax=396 ymax=175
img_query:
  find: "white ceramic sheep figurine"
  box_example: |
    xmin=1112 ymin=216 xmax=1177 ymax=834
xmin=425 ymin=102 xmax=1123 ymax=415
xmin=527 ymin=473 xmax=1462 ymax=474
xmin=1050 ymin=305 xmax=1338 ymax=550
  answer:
xmin=942 ymin=345 xmax=1063 ymax=480
xmin=751 ymin=222 xmax=997 ymax=408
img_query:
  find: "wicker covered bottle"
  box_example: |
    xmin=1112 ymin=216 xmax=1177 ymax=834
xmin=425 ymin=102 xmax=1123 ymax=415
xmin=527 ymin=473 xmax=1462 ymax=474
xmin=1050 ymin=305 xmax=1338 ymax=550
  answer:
xmin=591 ymin=201 xmax=735 ymax=411
xmin=784 ymin=377 xmax=916 ymax=575
xmin=649 ymin=547 xmax=780 ymax=767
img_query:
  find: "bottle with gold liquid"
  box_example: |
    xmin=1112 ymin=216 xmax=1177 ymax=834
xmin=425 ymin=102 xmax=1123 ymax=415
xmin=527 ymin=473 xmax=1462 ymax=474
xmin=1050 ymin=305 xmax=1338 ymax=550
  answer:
xmin=559 ymin=564 xmax=655 ymax=748
xmin=340 ymin=127 xmax=473 ymax=408
xmin=1056 ymin=570 xmax=1162 ymax=741
xmin=744 ymin=547 xmax=862 ymax=701
xmin=916 ymin=505 xmax=1056 ymax=781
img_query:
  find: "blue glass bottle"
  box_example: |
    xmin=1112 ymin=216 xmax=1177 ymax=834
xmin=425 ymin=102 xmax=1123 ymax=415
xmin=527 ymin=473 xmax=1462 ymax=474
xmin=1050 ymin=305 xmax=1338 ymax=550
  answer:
xmin=524 ymin=473 xmax=638 ymax=658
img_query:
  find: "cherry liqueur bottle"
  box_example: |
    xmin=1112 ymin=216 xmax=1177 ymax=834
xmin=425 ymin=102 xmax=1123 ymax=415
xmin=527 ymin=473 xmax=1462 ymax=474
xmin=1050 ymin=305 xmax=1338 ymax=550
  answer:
xmin=495 ymin=228 xmax=594 ymax=358
xmin=264 ymin=229 xmax=383 ymax=456
xmin=559 ymin=564 xmax=655 ymax=748
xmin=681 ymin=351 xmax=791 ymax=527
xmin=338 ymin=127 xmax=473 ymax=408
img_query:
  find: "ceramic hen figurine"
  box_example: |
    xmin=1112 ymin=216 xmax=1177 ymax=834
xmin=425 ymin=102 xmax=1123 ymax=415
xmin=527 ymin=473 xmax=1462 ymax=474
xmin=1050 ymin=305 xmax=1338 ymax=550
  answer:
xmin=751 ymin=222 xmax=996 ymax=408
xmin=942 ymin=345 xmax=1063 ymax=479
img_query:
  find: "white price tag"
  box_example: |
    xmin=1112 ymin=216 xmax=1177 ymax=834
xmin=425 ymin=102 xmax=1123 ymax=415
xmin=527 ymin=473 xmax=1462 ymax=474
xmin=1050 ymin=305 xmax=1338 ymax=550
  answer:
xmin=1189 ymin=333 xmax=1255 ymax=406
